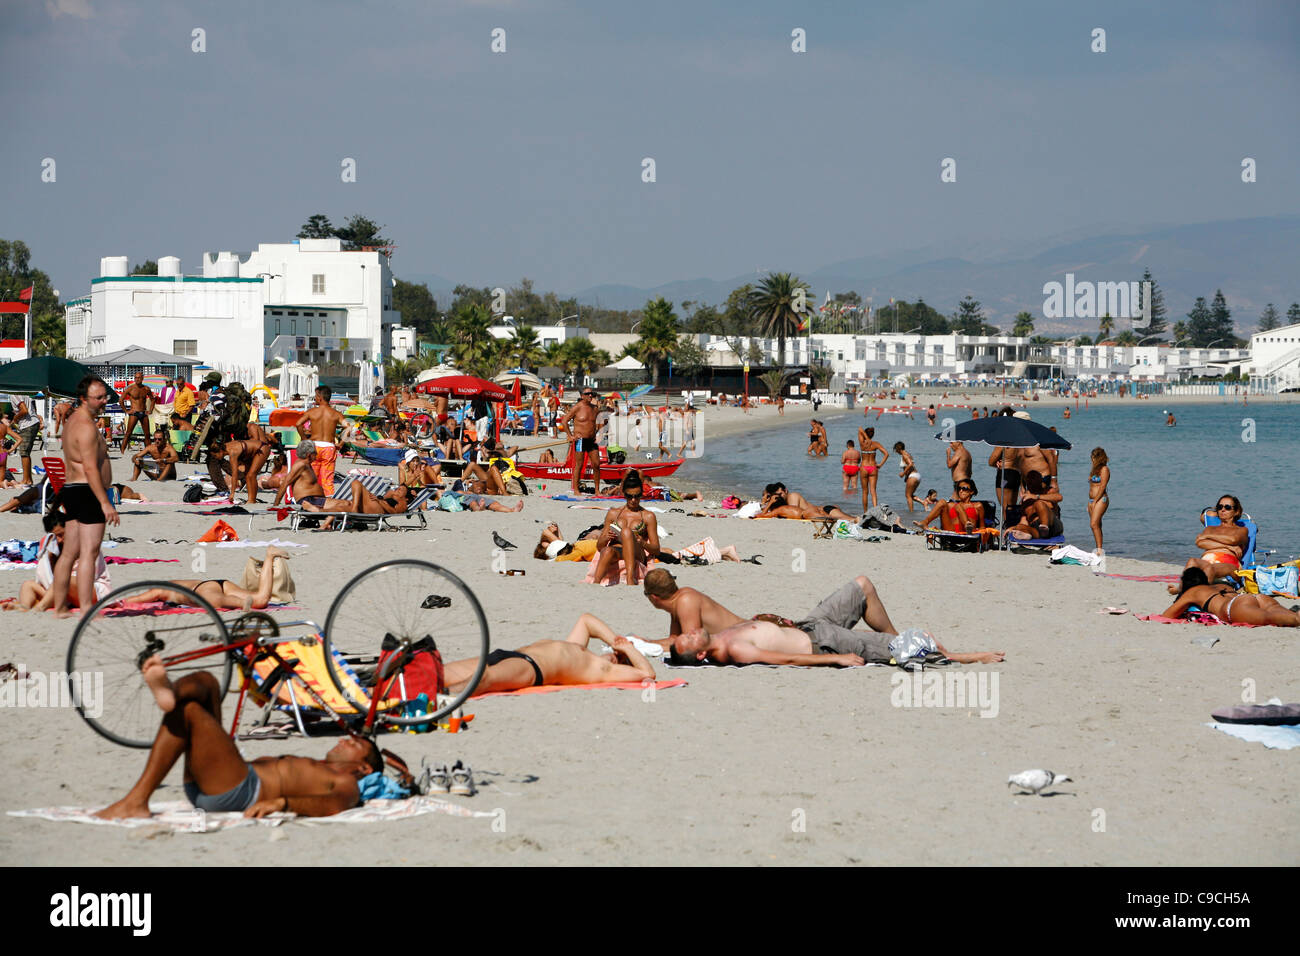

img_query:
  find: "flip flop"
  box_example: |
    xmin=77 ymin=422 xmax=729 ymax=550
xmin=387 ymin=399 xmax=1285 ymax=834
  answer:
xmin=1099 ymin=607 xmax=1129 ymax=615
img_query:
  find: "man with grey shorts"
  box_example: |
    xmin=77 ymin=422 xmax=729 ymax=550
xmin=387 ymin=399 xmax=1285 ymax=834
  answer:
xmin=795 ymin=578 xmax=895 ymax=662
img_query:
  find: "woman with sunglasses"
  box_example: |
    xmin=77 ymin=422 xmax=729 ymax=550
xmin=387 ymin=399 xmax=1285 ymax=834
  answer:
xmin=589 ymin=470 xmax=660 ymax=586
xmin=914 ymin=479 xmax=985 ymax=533
xmin=1178 ymin=495 xmax=1251 ymax=584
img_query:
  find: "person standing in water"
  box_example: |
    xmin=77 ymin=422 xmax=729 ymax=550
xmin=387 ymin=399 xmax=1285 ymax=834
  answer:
xmin=856 ymin=426 xmax=888 ymax=509
xmin=1087 ymin=447 xmax=1110 ymax=554
xmin=840 ymin=440 xmax=861 ymax=494
xmin=894 ymin=441 xmax=921 ymax=513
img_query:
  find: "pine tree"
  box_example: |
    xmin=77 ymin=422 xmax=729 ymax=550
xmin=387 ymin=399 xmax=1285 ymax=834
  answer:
xmin=1258 ymin=303 xmax=1280 ymax=332
xmin=953 ymin=296 xmax=986 ymax=335
xmin=1209 ymin=290 xmax=1235 ymax=346
xmin=1134 ymin=268 xmax=1166 ymax=338
xmin=1186 ymin=297 xmax=1213 ymax=347
xmin=1288 ymin=303 xmax=1300 ymax=326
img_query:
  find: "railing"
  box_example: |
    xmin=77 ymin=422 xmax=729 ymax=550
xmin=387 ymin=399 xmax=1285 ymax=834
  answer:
xmin=1254 ymin=344 xmax=1300 ymax=377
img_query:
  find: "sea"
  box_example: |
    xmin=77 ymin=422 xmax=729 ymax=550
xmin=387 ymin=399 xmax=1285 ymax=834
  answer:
xmin=673 ymin=399 xmax=1300 ymax=564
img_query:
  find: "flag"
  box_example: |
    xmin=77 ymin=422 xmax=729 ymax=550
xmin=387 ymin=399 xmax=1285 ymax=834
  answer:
xmin=797 ymin=319 xmax=808 ymax=332
xmin=18 ymin=286 xmax=33 ymax=301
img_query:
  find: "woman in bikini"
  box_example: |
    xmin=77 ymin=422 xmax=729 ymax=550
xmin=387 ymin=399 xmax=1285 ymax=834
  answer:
xmin=914 ymin=479 xmax=984 ymax=532
xmin=129 ymin=545 xmax=290 ymax=610
xmin=1181 ymin=495 xmax=1251 ymax=583
xmin=591 ymin=470 xmax=660 ymax=586
xmin=857 ymin=427 xmax=889 ymax=509
xmin=1087 ymin=447 xmax=1110 ymax=553
xmin=894 ymin=441 xmax=921 ymax=513
xmin=1162 ymin=567 xmax=1300 ymax=627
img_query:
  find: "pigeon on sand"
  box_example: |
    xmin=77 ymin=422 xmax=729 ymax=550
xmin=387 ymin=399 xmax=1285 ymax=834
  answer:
xmin=493 ymin=532 xmax=517 ymax=551
xmin=1007 ymin=770 xmax=1071 ymax=795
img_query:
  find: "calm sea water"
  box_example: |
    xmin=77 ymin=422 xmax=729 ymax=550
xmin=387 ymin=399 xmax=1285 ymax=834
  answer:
xmin=675 ymin=400 xmax=1300 ymax=563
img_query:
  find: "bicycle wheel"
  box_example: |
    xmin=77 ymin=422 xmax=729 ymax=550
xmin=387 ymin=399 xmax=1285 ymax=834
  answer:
xmin=324 ymin=560 xmax=489 ymax=727
xmin=67 ymin=581 xmax=233 ymax=748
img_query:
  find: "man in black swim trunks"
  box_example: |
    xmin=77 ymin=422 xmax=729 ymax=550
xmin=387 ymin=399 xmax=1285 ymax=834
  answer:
xmin=120 ymin=371 xmax=156 ymax=453
xmin=52 ymin=375 xmax=120 ymax=618
xmin=441 ymin=613 xmax=657 ymax=695
xmin=561 ymin=388 xmax=600 ymax=495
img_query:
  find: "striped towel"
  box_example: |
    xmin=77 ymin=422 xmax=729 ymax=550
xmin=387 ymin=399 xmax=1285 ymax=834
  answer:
xmin=331 ymin=474 xmax=392 ymax=501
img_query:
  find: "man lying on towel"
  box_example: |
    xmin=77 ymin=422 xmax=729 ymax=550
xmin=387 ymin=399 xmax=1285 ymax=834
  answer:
xmin=443 ymin=613 xmax=657 ymax=695
xmin=642 ymin=568 xmax=1004 ymax=666
xmin=96 ymin=656 xmax=385 ymax=820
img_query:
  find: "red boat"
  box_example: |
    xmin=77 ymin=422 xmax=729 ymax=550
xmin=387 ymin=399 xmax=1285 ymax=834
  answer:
xmin=515 ymin=447 xmax=686 ymax=481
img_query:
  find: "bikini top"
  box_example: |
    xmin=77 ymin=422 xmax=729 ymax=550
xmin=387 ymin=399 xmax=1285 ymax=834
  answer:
xmin=1090 ymin=475 xmax=1101 ymax=483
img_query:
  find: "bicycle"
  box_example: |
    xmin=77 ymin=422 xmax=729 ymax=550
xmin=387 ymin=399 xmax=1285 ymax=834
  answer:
xmin=66 ymin=559 xmax=490 ymax=748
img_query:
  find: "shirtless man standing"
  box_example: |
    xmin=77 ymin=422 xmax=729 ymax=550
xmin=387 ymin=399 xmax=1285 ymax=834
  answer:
xmin=442 ymin=612 xmax=656 ymax=695
xmin=946 ymin=440 xmax=972 ymax=489
xmin=131 ymin=428 xmax=179 ymax=481
xmin=561 ymin=387 xmax=600 ymax=495
xmin=381 ymin=386 xmax=399 ymax=421
xmin=51 ymin=399 xmax=73 ymax=438
xmin=120 ymin=371 xmax=156 ymax=453
xmin=52 ymin=375 xmax=119 ymax=618
xmin=96 ymin=656 xmax=382 ymax=819
xmin=294 ymin=385 xmax=344 ymax=495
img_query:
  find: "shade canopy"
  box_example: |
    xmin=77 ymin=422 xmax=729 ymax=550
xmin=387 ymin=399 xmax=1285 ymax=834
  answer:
xmin=0 ymin=355 xmax=119 ymax=401
xmin=492 ymin=370 xmax=542 ymax=392
xmin=612 ymin=355 xmax=645 ymax=370
xmin=413 ymin=374 xmax=508 ymax=400
xmin=934 ymin=415 xmax=1071 ymax=450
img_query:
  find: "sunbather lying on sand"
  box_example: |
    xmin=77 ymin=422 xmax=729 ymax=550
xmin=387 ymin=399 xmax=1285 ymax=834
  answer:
xmin=127 ymin=545 xmax=290 ymax=610
xmin=756 ymin=482 xmax=855 ymax=521
xmin=1161 ymin=567 xmax=1300 ymax=626
xmin=441 ymin=613 xmax=656 ymax=695
xmin=534 ymin=521 xmax=602 ymax=560
xmin=96 ymin=656 xmax=383 ymax=820
xmin=643 ymin=568 xmax=1004 ymax=665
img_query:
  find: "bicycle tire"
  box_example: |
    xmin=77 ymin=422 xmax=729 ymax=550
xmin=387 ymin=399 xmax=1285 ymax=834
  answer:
xmin=67 ymin=581 xmax=233 ymax=748
xmin=323 ymin=559 xmax=489 ymax=727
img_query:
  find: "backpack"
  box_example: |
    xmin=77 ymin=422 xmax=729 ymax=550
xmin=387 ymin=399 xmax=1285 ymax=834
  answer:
xmin=376 ymin=635 xmax=445 ymax=712
xmin=211 ymin=382 xmax=253 ymax=444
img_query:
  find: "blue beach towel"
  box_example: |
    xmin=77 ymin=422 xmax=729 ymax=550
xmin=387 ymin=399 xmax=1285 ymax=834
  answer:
xmin=1206 ymin=722 xmax=1300 ymax=750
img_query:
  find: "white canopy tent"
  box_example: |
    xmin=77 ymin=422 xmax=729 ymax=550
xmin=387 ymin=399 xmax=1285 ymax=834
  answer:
xmin=265 ymin=360 xmax=318 ymax=400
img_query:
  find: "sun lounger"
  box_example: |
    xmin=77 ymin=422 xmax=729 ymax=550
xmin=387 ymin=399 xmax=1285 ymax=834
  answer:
xmin=925 ymin=529 xmax=994 ymax=553
xmin=289 ymin=476 xmax=436 ymax=532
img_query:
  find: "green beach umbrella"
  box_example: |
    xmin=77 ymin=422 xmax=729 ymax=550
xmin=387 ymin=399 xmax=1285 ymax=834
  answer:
xmin=0 ymin=355 xmax=119 ymax=401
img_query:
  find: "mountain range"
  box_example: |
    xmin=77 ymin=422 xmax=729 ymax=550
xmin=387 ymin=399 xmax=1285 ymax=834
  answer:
xmin=403 ymin=215 xmax=1300 ymax=335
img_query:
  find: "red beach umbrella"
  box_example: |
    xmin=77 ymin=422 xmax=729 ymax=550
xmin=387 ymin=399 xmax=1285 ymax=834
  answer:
xmin=413 ymin=375 xmax=508 ymax=400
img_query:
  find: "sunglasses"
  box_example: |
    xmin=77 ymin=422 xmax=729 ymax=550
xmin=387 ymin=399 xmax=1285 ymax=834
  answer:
xmin=1216 ymin=503 xmax=1235 ymax=511
xmin=958 ymin=485 xmax=974 ymax=492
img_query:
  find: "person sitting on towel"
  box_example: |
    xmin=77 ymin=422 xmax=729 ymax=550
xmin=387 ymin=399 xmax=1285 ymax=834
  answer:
xmin=441 ymin=613 xmax=657 ymax=695
xmin=643 ymin=569 xmax=1004 ymax=666
xmin=1006 ymin=470 xmax=1062 ymax=540
xmin=96 ymin=654 xmax=385 ymax=820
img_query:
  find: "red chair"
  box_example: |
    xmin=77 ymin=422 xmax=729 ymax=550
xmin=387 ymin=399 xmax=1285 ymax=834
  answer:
xmin=39 ymin=456 xmax=66 ymax=513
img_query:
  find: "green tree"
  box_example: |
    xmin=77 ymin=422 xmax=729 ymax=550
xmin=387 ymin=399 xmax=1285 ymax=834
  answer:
xmin=1133 ymin=268 xmax=1167 ymax=339
xmin=748 ymin=273 xmax=813 ymax=368
xmin=670 ymin=336 xmax=707 ymax=385
xmin=1172 ymin=320 xmax=1189 ymax=344
xmin=952 ymin=296 xmax=989 ymax=336
xmin=1012 ymin=311 xmax=1035 ymax=337
xmin=631 ymin=297 xmax=681 ymax=386
xmin=1258 ymin=303 xmax=1280 ymax=332
xmin=1185 ymin=297 xmax=1213 ymax=347
xmin=393 ymin=279 xmax=440 ymax=340
xmin=757 ymin=369 xmax=787 ymax=400
xmin=682 ymin=303 xmax=721 ymax=334
xmin=1208 ymin=290 xmax=1235 ymax=346
xmin=334 ymin=215 xmax=390 ymax=251
xmin=508 ymin=324 xmax=544 ymax=369
xmin=32 ymin=311 xmax=65 ymax=357
xmin=541 ymin=341 xmax=566 ymax=370
xmin=297 ymin=214 xmax=335 ymax=239
xmin=1288 ymin=303 xmax=1300 ymax=326
xmin=449 ymin=303 xmax=496 ymax=375
xmin=0 ymin=239 xmax=62 ymax=351
xmin=1113 ymin=329 xmax=1139 ymax=346
xmin=722 ymin=283 xmax=757 ymax=335
xmin=1074 ymin=334 xmax=1093 ymax=346
xmin=561 ymin=338 xmax=608 ymax=382
xmin=1098 ymin=312 xmax=1115 ymax=340
xmin=131 ymin=259 xmax=158 ymax=275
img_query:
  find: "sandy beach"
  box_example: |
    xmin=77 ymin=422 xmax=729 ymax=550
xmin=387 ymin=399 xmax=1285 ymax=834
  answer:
xmin=1 ymin=406 xmax=1296 ymax=867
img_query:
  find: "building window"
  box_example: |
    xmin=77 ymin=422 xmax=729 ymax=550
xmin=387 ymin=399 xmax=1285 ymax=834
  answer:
xmin=312 ymin=274 xmax=326 ymax=295
xmin=173 ymin=339 xmax=198 ymax=357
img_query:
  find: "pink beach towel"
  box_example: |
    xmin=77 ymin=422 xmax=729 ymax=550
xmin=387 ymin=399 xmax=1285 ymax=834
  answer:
xmin=104 ymin=601 xmax=300 ymax=618
xmin=584 ymin=557 xmax=651 ymax=586
xmin=472 ymin=678 xmax=687 ymax=699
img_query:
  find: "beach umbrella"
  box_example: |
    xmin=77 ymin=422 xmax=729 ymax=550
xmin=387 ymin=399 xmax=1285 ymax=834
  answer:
xmin=0 ymin=355 xmax=118 ymax=401
xmin=413 ymin=374 xmax=508 ymax=400
xmin=510 ymin=376 xmax=522 ymax=406
xmin=933 ymin=414 xmax=1071 ymax=540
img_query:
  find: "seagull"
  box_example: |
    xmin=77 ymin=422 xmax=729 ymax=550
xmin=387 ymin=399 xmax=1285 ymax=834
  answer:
xmin=493 ymin=532 xmax=517 ymax=551
xmin=1007 ymin=770 xmax=1071 ymax=795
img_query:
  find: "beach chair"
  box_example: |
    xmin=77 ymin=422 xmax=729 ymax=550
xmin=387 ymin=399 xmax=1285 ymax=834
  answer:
xmin=336 ymin=486 xmax=438 ymax=532
xmin=39 ymin=457 xmax=66 ymax=514
xmin=1201 ymin=507 xmax=1262 ymax=569
xmin=925 ymin=501 xmax=1000 ymax=553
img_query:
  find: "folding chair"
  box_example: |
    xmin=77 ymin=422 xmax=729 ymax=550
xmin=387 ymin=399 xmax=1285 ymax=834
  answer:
xmin=39 ymin=457 xmax=66 ymax=513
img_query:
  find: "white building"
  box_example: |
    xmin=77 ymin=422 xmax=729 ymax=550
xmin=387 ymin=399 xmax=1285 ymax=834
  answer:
xmin=64 ymin=239 xmax=405 ymax=385
xmin=0 ymin=338 xmax=28 ymax=365
xmin=1247 ymin=323 xmax=1300 ymax=393
xmin=491 ymin=321 xmax=589 ymax=349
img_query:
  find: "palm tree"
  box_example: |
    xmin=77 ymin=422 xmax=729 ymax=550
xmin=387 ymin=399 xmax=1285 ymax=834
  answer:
xmin=749 ymin=272 xmax=812 ymax=369
xmin=758 ymin=369 xmax=787 ymax=400
xmin=542 ymin=341 xmax=566 ymax=372
xmin=631 ymin=297 xmax=681 ymax=386
xmin=1173 ymin=320 xmax=1188 ymax=343
xmin=1012 ymin=311 xmax=1035 ymax=337
xmin=1098 ymin=312 xmax=1115 ymax=341
xmin=561 ymin=339 xmax=607 ymax=385
xmin=1113 ymin=330 xmax=1139 ymax=346
xmin=384 ymin=357 xmax=417 ymax=385
xmin=509 ymin=324 xmax=544 ymax=370
xmin=450 ymin=303 xmax=495 ymax=374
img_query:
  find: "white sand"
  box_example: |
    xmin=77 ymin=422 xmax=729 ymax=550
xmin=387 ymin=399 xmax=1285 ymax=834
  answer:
xmin=1 ymin=412 xmax=1296 ymax=866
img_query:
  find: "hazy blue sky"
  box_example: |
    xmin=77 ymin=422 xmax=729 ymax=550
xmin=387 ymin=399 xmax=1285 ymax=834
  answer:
xmin=3 ymin=0 xmax=1297 ymax=300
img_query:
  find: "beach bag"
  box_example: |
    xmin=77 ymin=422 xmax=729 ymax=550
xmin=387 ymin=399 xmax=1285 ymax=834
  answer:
xmin=832 ymin=520 xmax=863 ymax=540
xmin=240 ymin=553 xmax=296 ymax=604
xmin=438 ymin=493 xmax=464 ymax=512
xmin=377 ymin=634 xmax=444 ymax=702
xmin=1249 ymin=565 xmax=1299 ymax=598
xmin=183 ymin=483 xmax=204 ymax=503
xmin=196 ymin=520 xmax=239 ymax=543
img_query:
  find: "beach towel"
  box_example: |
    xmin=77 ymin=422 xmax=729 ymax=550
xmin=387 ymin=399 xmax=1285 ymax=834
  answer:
xmin=472 ymin=678 xmax=687 ymax=699
xmin=1205 ymin=722 xmax=1300 ymax=750
xmin=1098 ymin=572 xmax=1181 ymax=583
xmin=104 ymin=557 xmax=180 ymax=565
xmin=8 ymin=797 xmax=494 ymax=832
xmin=674 ymin=536 xmax=722 ymax=564
xmin=103 ymin=601 xmax=301 ymax=618
xmin=1136 ymin=613 xmax=1260 ymax=627
xmin=1050 ymin=545 xmax=1103 ymax=567
xmin=584 ymin=556 xmax=652 ymax=586
xmin=211 ymin=539 xmax=309 ymax=549
xmin=311 ymin=442 xmax=338 ymax=494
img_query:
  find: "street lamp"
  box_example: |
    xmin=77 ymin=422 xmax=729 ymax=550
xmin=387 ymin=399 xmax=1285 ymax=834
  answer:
xmin=630 ymin=319 xmax=643 ymax=334
xmin=558 ymin=314 xmax=579 ymax=326
xmin=1137 ymin=335 xmax=1161 ymax=346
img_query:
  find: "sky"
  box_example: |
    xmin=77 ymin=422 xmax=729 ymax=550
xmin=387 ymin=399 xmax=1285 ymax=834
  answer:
xmin=2 ymin=0 xmax=1298 ymax=302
